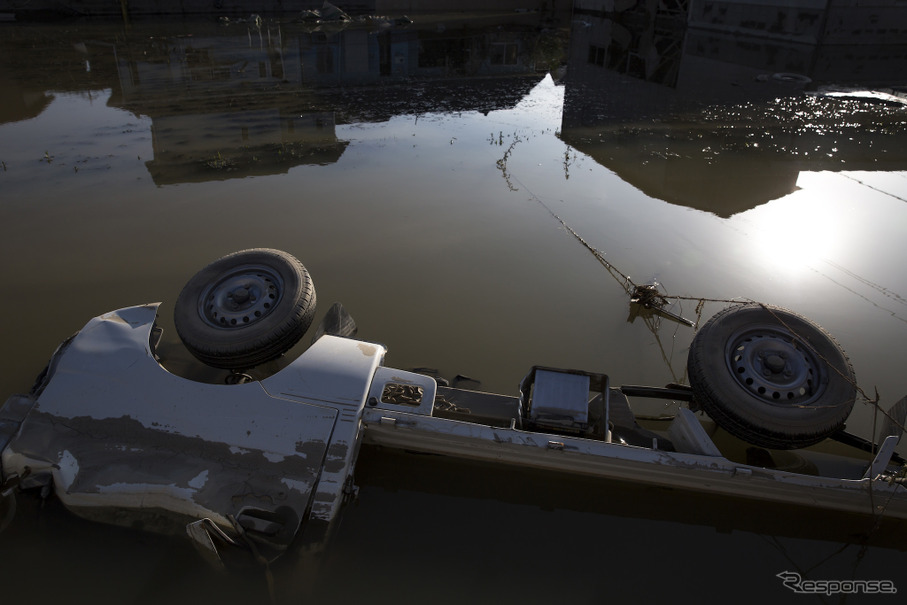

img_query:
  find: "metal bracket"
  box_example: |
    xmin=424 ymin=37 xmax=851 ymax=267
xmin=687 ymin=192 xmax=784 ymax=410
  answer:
xmin=864 ymin=435 xmax=900 ymax=479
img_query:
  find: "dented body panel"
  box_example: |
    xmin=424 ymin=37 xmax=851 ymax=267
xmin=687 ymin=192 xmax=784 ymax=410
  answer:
xmin=1 ymin=304 xmax=384 ymax=548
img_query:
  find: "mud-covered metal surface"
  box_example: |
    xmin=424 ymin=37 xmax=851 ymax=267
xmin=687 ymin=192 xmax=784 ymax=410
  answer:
xmin=1 ymin=304 xmax=384 ymax=551
xmin=1 ymin=5 xmax=907 ymax=604
xmin=361 ymin=403 xmax=907 ymax=519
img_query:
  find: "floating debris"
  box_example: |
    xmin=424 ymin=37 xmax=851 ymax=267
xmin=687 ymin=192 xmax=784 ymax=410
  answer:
xmin=630 ymin=283 xmax=695 ymax=327
xmin=205 ymin=152 xmax=235 ymax=171
xmin=294 ymin=1 xmax=351 ymax=24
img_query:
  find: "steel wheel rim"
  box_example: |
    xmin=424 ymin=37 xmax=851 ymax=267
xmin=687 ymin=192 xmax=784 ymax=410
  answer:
xmin=725 ymin=325 xmax=825 ymax=405
xmin=198 ymin=264 xmax=284 ymax=329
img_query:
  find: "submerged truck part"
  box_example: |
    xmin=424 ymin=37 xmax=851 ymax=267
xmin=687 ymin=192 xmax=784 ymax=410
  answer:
xmin=2 ymin=299 xmax=906 ymax=560
xmin=0 ymin=304 xmax=384 ymax=552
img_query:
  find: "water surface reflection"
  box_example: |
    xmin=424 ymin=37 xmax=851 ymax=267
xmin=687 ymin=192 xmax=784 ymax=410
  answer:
xmin=1 ymin=8 xmax=906 ymax=604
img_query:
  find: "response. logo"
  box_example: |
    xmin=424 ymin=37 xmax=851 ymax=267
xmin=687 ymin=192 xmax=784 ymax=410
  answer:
xmin=777 ymin=571 xmax=897 ymax=595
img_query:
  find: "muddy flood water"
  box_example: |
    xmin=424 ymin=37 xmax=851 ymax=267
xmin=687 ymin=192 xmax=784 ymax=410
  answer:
xmin=2 ymin=8 xmax=907 ymax=604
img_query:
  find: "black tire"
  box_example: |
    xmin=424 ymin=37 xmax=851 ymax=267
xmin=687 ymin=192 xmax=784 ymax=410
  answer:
xmin=687 ymin=303 xmax=856 ymax=450
xmin=174 ymin=249 xmax=316 ymax=369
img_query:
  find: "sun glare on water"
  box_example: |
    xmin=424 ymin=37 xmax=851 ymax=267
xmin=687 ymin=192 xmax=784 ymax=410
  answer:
xmin=737 ymin=171 xmax=853 ymax=278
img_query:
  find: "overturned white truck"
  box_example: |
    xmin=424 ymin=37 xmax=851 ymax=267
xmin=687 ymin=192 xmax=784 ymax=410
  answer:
xmin=2 ymin=249 xmax=904 ymax=564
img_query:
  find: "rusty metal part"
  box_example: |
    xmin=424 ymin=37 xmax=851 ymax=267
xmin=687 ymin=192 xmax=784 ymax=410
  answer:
xmin=381 ymin=383 xmax=424 ymax=406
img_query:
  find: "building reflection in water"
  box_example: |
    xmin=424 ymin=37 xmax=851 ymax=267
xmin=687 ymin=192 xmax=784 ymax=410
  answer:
xmin=105 ymin=14 xmax=563 ymax=184
xmin=562 ymin=0 xmax=907 ymax=216
xmin=1 ymin=2 xmax=904 ymax=214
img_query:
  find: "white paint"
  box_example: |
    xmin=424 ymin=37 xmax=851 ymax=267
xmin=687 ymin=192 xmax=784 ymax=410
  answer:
xmin=280 ymin=477 xmax=310 ymax=494
xmin=56 ymin=450 xmax=79 ymax=489
xmin=188 ymin=470 xmax=208 ymax=489
xmin=97 ymin=482 xmax=194 ymax=500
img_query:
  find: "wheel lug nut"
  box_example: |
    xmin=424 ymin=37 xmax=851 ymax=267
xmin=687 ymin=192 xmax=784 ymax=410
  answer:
xmin=765 ymin=354 xmax=785 ymax=373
